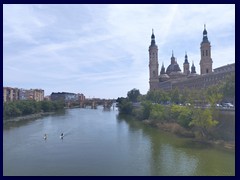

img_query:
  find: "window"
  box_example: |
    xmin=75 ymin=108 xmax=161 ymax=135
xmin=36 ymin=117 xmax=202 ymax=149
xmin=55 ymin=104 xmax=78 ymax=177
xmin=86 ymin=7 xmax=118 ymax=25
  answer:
xmin=153 ymin=71 xmax=156 ymax=77
xmin=206 ymin=69 xmax=209 ymax=73
xmin=206 ymin=50 xmax=208 ymax=56
xmin=202 ymin=50 xmax=204 ymax=56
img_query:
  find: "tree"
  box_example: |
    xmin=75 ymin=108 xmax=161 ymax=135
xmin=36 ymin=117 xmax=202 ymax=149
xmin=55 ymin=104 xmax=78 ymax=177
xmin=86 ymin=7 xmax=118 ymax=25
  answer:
xmin=145 ymin=90 xmax=170 ymax=104
xmin=3 ymin=102 xmax=22 ymax=118
xmin=127 ymin=88 xmax=140 ymax=102
xmin=149 ymin=104 xmax=165 ymax=121
xmin=177 ymin=107 xmax=192 ymax=128
xmin=141 ymin=101 xmax=152 ymax=120
xmin=206 ymin=85 xmax=223 ymax=108
xmin=189 ymin=109 xmax=218 ymax=138
xmin=170 ymin=88 xmax=180 ymax=104
xmin=117 ymin=99 xmax=133 ymax=115
xmin=41 ymin=101 xmax=54 ymax=112
xmin=3 ymin=100 xmax=65 ymax=119
xmin=161 ymin=90 xmax=170 ymax=104
xmin=52 ymin=100 xmax=65 ymax=111
xmin=220 ymin=73 xmax=235 ymax=103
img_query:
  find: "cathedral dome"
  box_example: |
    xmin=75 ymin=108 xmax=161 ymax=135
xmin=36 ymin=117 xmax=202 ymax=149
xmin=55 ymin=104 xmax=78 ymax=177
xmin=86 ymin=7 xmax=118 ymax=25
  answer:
xmin=166 ymin=63 xmax=181 ymax=75
xmin=159 ymin=74 xmax=170 ymax=82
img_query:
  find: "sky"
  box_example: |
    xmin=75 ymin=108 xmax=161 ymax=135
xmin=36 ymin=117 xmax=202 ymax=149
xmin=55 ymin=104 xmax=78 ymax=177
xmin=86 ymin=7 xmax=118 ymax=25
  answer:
xmin=3 ymin=4 xmax=235 ymax=99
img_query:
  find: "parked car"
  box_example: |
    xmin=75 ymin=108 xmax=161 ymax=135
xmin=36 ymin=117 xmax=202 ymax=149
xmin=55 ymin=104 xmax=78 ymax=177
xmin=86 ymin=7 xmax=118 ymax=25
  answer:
xmin=222 ymin=103 xmax=234 ymax=108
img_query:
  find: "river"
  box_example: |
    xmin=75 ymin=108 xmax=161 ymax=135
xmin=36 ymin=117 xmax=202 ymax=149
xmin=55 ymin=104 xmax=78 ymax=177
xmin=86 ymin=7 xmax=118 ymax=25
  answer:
xmin=3 ymin=106 xmax=235 ymax=176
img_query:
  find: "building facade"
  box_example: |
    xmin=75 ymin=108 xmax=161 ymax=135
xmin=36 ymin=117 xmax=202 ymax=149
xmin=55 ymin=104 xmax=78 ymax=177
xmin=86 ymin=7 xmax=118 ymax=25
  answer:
xmin=3 ymin=87 xmax=44 ymax=102
xmin=50 ymin=92 xmax=84 ymax=102
xmin=3 ymin=87 xmax=19 ymax=102
xmin=149 ymin=25 xmax=235 ymax=92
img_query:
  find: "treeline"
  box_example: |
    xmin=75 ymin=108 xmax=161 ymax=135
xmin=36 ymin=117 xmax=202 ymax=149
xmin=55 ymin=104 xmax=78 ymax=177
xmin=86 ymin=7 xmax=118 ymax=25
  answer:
xmin=116 ymin=73 xmax=234 ymax=139
xmin=3 ymin=100 xmax=65 ymax=119
xmin=117 ymin=98 xmax=218 ymax=138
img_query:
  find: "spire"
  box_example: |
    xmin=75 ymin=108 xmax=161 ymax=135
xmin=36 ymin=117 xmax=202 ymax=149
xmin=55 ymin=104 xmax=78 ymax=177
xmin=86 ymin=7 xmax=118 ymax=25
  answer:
xmin=150 ymin=28 xmax=156 ymax=46
xmin=203 ymin=24 xmax=207 ymax=35
xmin=171 ymin=50 xmax=175 ymax=64
xmin=191 ymin=61 xmax=196 ymax=74
xmin=184 ymin=51 xmax=189 ymax=64
xmin=151 ymin=28 xmax=155 ymax=39
xmin=202 ymin=24 xmax=209 ymax=43
xmin=160 ymin=62 xmax=166 ymax=74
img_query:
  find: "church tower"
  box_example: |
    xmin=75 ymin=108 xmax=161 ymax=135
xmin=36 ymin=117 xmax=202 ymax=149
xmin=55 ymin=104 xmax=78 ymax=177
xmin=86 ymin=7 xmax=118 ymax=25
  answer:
xmin=149 ymin=29 xmax=159 ymax=91
xmin=200 ymin=24 xmax=213 ymax=74
xmin=191 ymin=61 xmax=196 ymax=74
xmin=183 ymin=52 xmax=190 ymax=75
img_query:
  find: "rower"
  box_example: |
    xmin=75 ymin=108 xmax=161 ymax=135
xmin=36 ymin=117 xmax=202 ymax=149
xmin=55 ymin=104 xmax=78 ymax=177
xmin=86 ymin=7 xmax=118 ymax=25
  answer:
xmin=60 ymin=133 xmax=64 ymax=139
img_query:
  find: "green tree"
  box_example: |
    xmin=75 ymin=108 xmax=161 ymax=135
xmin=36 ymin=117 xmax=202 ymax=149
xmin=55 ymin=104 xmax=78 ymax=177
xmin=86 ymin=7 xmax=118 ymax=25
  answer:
xmin=127 ymin=88 xmax=141 ymax=102
xmin=118 ymin=99 xmax=133 ymax=115
xmin=189 ymin=108 xmax=218 ymax=138
xmin=220 ymin=73 xmax=235 ymax=103
xmin=52 ymin=100 xmax=65 ymax=111
xmin=178 ymin=107 xmax=192 ymax=128
xmin=146 ymin=90 xmax=155 ymax=102
xmin=161 ymin=90 xmax=170 ymax=104
xmin=3 ymin=100 xmax=65 ymax=119
xmin=141 ymin=101 xmax=152 ymax=120
xmin=145 ymin=90 xmax=170 ymax=104
xmin=3 ymin=102 xmax=22 ymax=118
xmin=16 ymin=100 xmax=35 ymax=115
xmin=41 ymin=101 xmax=54 ymax=112
xmin=170 ymin=88 xmax=180 ymax=104
xmin=149 ymin=104 xmax=165 ymax=121
xmin=206 ymin=85 xmax=223 ymax=108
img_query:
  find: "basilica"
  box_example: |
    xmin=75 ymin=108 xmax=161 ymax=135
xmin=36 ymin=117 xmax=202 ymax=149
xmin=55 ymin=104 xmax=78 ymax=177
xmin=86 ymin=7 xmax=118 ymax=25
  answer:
xmin=149 ymin=25 xmax=235 ymax=91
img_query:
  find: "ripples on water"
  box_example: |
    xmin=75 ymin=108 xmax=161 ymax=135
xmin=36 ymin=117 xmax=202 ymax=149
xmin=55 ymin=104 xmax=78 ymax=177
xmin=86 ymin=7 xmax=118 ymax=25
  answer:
xmin=3 ymin=107 xmax=235 ymax=176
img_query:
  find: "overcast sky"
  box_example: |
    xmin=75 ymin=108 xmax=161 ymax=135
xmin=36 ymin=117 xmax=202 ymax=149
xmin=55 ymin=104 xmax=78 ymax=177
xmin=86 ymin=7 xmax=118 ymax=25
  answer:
xmin=3 ymin=4 xmax=235 ymax=99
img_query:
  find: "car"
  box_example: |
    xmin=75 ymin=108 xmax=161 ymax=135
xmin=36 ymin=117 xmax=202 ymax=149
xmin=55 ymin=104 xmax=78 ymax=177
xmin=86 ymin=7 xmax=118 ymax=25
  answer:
xmin=223 ymin=103 xmax=234 ymax=108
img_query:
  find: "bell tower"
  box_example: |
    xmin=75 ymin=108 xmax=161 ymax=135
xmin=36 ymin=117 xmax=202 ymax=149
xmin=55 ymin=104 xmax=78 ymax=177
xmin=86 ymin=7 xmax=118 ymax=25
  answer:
xmin=183 ymin=52 xmax=190 ymax=75
xmin=149 ymin=29 xmax=159 ymax=90
xmin=200 ymin=24 xmax=213 ymax=74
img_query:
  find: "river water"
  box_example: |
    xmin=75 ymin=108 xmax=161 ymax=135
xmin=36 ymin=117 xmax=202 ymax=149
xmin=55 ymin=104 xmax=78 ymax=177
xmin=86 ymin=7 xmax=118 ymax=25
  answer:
xmin=3 ymin=107 xmax=235 ymax=176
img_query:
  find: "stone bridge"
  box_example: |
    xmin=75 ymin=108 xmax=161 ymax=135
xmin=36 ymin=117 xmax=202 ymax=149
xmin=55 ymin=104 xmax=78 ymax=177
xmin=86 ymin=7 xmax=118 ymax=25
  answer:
xmin=80 ymin=99 xmax=114 ymax=109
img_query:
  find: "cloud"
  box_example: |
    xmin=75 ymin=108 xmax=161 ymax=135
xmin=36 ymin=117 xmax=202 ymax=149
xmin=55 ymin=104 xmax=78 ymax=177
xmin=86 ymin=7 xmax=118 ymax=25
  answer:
xmin=3 ymin=4 xmax=235 ymax=98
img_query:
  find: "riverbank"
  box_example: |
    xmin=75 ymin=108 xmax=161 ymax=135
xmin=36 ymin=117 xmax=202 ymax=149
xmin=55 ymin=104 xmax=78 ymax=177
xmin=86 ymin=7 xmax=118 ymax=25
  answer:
xmin=143 ymin=120 xmax=194 ymax=137
xmin=142 ymin=119 xmax=235 ymax=151
xmin=3 ymin=112 xmax=55 ymax=123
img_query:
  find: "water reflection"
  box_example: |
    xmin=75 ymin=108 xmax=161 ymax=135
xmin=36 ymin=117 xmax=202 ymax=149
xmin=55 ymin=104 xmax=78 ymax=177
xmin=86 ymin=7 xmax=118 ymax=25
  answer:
xmin=3 ymin=110 xmax=66 ymax=130
xmin=117 ymin=115 xmax=199 ymax=175
xmin=3 ymin=108 xmax=234 ymax=176
xmin=117 ymin=113 xmax=234 ymax=176
xmin=157 ymin=144 xmax=198 ymax=175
